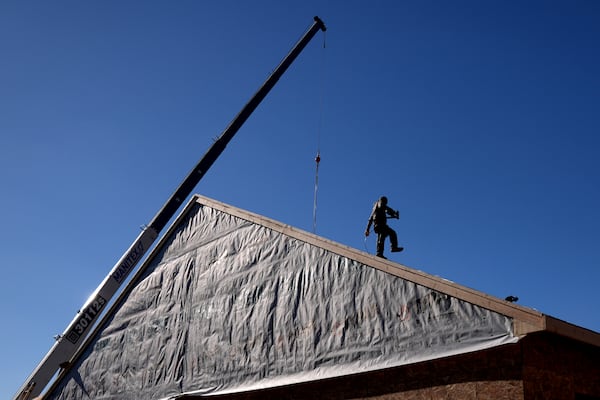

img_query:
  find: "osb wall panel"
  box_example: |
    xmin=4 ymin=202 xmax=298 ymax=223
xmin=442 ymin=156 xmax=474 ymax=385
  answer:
xmin=201 ymin=343 xmax=523 ymax=400
xmin=522 ymin=333 xmax=600 ymax=400
xmin=354 ymin=380 xmax=523 ymax=400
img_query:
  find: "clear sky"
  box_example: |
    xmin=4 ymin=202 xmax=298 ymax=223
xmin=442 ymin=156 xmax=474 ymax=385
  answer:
xmin=1 ymin=1 xmax=599 ymax=398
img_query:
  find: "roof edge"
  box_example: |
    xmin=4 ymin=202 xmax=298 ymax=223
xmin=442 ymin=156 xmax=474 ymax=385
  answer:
xmin=544 ymin=315 xmax=600 ymax=347
xmin=192 ymin=196 xmax=544 ymax=325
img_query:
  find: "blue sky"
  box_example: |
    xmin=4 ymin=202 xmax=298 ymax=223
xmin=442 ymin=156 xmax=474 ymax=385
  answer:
xmin=1 ymin=1 xmax=599 ymax=397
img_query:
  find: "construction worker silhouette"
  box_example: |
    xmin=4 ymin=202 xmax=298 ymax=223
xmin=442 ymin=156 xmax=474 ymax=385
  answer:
xmin=365 ymin=196 xmax=403 ymax=258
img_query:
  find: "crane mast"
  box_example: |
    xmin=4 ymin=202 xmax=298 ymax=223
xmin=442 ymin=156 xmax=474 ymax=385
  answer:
xmin=14 ymin=16 xmax=326 ymax=400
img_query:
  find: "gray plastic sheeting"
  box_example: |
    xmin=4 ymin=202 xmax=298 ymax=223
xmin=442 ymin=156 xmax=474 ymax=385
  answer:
xmin=48 ymin=202 xmax=516 ymax=400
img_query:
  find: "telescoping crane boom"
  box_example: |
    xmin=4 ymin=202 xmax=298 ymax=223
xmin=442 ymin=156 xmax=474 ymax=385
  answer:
xmin=14 ymin=16 xmax=326 ymax=400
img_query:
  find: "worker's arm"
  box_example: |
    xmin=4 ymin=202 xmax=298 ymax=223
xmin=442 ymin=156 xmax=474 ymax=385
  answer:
xmin=386 ymin=206 xmax=399 ymax=219
xmin=365 ymin=215 xmax=373 ymax=236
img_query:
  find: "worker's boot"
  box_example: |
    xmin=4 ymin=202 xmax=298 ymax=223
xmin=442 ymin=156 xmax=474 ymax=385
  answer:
xmin=391 ymin=246 xmax=404 ymax=253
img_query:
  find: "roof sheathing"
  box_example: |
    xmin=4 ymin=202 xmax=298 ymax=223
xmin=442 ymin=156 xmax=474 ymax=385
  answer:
xmin=192 ymin=194 xmax=599 ymax=347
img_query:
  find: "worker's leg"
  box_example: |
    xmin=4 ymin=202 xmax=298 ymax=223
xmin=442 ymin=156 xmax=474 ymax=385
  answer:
xmin=374 ymin=226 xmax=387 ymax=257
xmin=376 ymin=232 xmax=385 ymax=256
xmin=388 ymin=227 xmax=398 ymax=249
xmin=386 ymin=226 xmax=403 ymax=252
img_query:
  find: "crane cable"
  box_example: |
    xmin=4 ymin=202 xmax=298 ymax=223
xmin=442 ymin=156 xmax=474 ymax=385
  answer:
xmin=313 ymin=30 xmax=327 ymax=234
xmin=313 ymin=151 xmax=320 ymax=233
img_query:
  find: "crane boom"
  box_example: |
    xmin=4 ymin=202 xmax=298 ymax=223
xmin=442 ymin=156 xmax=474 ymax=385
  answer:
xmin=14 ymin=16 xmax=326 ymax=400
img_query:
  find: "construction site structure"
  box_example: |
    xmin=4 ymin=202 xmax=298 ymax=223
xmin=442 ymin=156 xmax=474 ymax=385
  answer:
xmin=14 ymin=16 xmax=326 ymax=400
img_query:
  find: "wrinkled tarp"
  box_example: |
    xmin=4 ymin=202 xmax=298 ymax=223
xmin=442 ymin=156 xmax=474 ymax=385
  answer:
xmin=48 ymin=202 xmax=516 ymax=400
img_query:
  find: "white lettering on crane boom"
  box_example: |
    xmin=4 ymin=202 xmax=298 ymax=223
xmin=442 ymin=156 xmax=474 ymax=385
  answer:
xmin=111 ymin=240 xmax=145 ymax=284
xmin=65 ymin=295 xmax=107 ymax=344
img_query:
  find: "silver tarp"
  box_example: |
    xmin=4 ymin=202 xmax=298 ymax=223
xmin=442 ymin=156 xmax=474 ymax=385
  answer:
xmin=48 ymin=202 xmax=516 ymax=400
